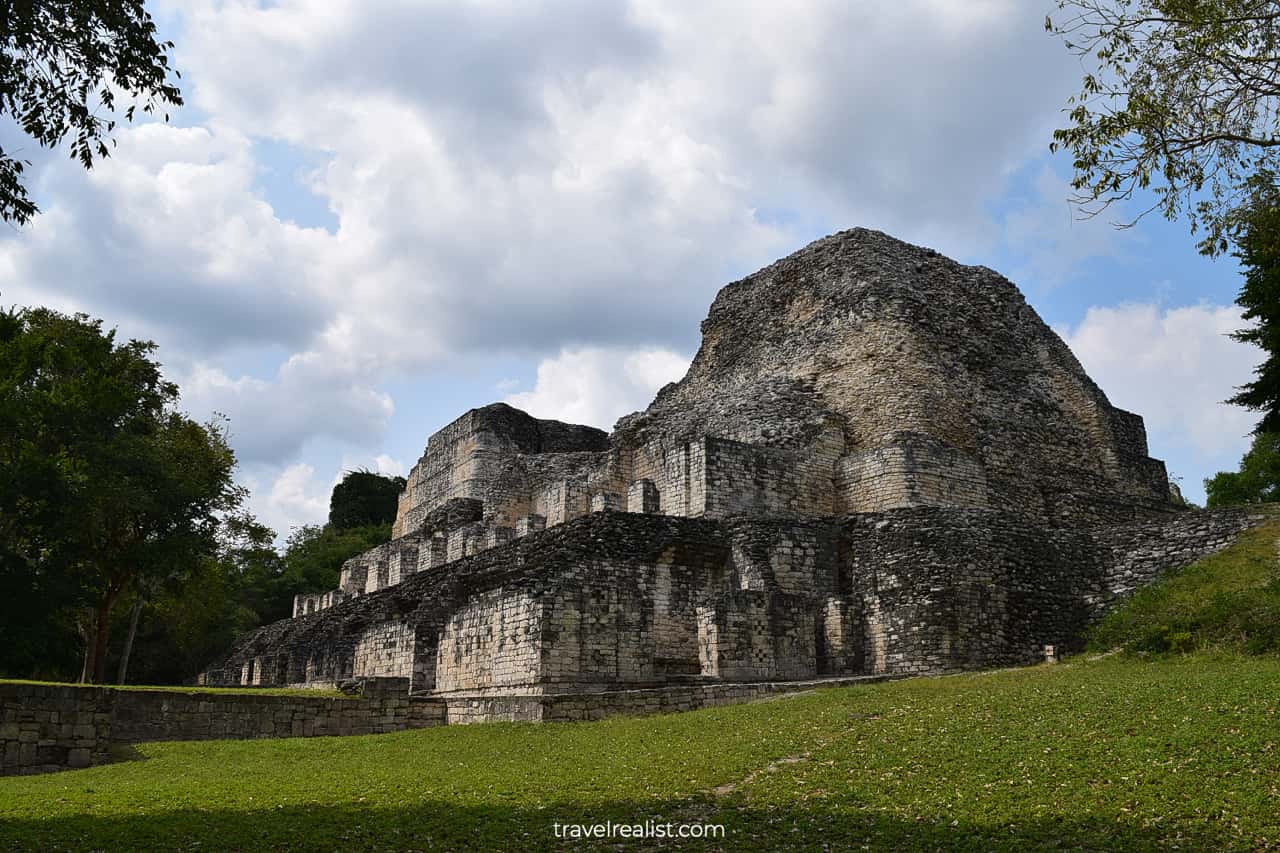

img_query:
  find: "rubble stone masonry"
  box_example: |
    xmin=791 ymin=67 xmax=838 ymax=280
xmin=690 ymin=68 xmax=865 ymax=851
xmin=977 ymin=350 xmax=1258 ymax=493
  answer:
xmin=0 ymin=678 xmax=430 ymax=776
xmin=195 ymin=228 xmax=1266 ymax=727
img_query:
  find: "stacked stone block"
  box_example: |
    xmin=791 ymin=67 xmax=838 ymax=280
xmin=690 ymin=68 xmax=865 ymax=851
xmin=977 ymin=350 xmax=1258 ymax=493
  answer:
xmin=516 ymin=514 xmax=546 ymax=537
xmin=0 ymin=684 xmax=112 ymax=774
xmin=200 ymin=228 xmax=1268 ymax=728
xmin=0 ymin=678 xmax=418 ymax=776
xmin=435 ymin=590 xmax=542 ymax=692
xmin=627 ymin=479 xmax=660 ymax=513
xmin=212 ymin=504 xmax=1263 ymax=693
xmin=418 ymin=536 xmax=447 ymax=572
xmin=837 ymin=434 xmax=990 ymax=513
xmin=486 ymin=526 xmax=515 ymax=548
xmin=387 ymin=539 xmax=420 ymax=587
xmin=590 ymin=492 xmax=622 ymax=512
xmin=353 ymin=623 xmax=415 ymax=679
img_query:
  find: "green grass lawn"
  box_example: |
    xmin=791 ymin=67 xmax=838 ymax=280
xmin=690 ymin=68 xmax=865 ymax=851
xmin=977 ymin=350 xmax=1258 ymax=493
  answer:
xmin=4 ymin=521 xmax=1278 ymax=851
xmin=1 ymin=652 xmax=1278 ymax=851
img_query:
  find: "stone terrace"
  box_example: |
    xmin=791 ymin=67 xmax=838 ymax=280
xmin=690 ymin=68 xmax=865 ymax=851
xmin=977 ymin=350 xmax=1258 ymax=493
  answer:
xmin=202 ymin=228 xmax=1264 ymax=726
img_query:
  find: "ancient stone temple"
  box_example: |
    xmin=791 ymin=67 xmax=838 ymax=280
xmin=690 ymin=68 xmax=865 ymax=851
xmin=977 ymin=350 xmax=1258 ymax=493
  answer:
xmin=200 ymin=228 xmax=1260 ymax=722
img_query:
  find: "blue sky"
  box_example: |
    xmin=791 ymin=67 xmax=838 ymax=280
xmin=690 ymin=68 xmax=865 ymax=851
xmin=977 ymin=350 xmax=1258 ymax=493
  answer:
xmin=0 ymin=0 xmax=1259 ymax=534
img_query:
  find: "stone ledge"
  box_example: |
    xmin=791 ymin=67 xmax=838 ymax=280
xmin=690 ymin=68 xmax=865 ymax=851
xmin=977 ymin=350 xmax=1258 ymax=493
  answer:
xmin=0 ymin=677 xmax=412 ymax=777
xmin=435 ymin=672 xmax=912 ymax=725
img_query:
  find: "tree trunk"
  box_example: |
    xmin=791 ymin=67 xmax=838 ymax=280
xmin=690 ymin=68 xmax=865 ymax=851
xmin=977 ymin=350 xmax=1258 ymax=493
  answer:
xmin=116 ymin=593 xmax=145 ymax=685
xmin=78 ymin=613 xmax=92 ymax=684
xmin=90 ymin=595 xmax=115 ymax=684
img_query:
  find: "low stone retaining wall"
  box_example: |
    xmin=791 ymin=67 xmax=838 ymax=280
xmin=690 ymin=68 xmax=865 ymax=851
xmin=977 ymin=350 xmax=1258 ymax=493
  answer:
xmin=436 ymin=673 xmax=903 ymax=725
xmin=0 ymin=683 xmax=114 ymax=775
xmin=1 ymin=672 xmax=909 ymax=774
xmin=0 ymin=677 xmax=417 ymax=776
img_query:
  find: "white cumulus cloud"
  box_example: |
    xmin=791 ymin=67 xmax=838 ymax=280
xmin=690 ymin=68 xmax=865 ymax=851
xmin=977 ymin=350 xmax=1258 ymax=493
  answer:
xmin=1060 ymin=303 xmax=1261 ymax=494
xmin=2 ymin=0 xmax=1139 ymax=522
xmin=257 ymin=463 xmax=330 ymax=536
xmin=506 ymin=346 xmax=690 ymax=429
xmin=176 ymin=358 xmax=394 ymax=465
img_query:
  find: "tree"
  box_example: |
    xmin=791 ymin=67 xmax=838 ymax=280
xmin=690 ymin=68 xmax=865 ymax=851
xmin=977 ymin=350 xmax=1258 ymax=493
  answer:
xmin=0 ymin=306 xmax=174 ymax=677
xmin=1 ymin=1 xmax=182 ymax=226
xmin=329 ymin=469 xmax=405 ymax=529
xmin=1047 ymin=1 xmax=1280 ymax=254
xmin=229 ymin=472 xmax=400 ymax=624
xmin=0 ymin=307 xmax=239 ymax=682
xmin=77 ymin=411 xmax=240 ymax=682
xmin=272 ymin=523 xmax=392 ymax=621
xmin=1225 ymin=174 xmax=1280 ymax=429
xmin=1206 ymin=431 xmax=1280 ymax=504
xmin=117 ymin=512 xmax=280 ymax=684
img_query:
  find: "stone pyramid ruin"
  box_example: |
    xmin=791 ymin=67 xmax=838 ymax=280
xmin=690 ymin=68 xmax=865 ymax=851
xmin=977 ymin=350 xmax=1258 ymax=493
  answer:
xmin=200 ymin=228 xmax=1258 ymax=723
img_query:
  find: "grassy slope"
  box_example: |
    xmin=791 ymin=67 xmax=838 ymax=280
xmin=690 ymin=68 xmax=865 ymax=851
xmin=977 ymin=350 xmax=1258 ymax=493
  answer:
xmin=1 ymin=654 xmax=1278 ymax=851
xmin=1089 ymin=516 xmax=1280 ymax=654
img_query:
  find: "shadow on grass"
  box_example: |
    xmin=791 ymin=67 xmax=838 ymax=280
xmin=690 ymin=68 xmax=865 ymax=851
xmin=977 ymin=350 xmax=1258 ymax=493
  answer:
xmin=104 ymin=743 xmax=149 ymax=765
xmin=0 ymin=798 xmax=1243 ymax=852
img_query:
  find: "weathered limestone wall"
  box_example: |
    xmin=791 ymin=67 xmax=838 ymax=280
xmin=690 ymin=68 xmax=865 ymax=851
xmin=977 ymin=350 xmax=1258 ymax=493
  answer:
xmin=498 ymin=453 xmax=608 ymax=528
xmin=615 ymin=228 xmax=1175 ymax=526
xmin=339 ymin=556 xmax=368 ymax=593
xmin=387 ymin=537 xmax=420 ymax=587
xmin=624 ymin=439 xmax=707 ymax=518
xmin=393 ymin=411 xmax=495 ymax=537
xmin=7 ymin=673 xmax=926 ymax=774
xmin=837 ymin=434 xmax=989 ymax=512
xmin=535 ymin=543 xmax=734 ymax=691
xmin=436 ymin=590 xmax=543 ymax=692
xmin=0 ymin=678 xmax=419 ymax=776
xmin=697 ymin=518 xmax=851 ymax=681
xmin=0 ymin=683 xmax=113 ymax=775
xmin=205 ymin=515 xmax=738 ymax=692
xmin=1092 ymin=508 xmax=1263 ymax=612
xmin=340 ymin=499 xmax=484 ymax=598
xmin=701 ymin=432 xmax=842 ymax=518
xmin=394 ymin=405 xmax=609 ymax=537
xmin=353 ymin=623 xmax=416 ymax=679
xmin=697 ymin=590 xmax=818 ymax=681
xmin=846 ymin=510 xmax=1095 ymax=675
xmin=111 ymin=678 xmax=416 ymax=742
xmin=438 ymin=674 xmax=898 ymax=725
xmin=650 ymin=547 xmax=706 ymax=678
xmin=209 ymin=508 xmax=1266 ymax=706
xmin=844 ymin=506 xmax=1265 ymax=676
